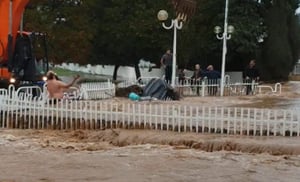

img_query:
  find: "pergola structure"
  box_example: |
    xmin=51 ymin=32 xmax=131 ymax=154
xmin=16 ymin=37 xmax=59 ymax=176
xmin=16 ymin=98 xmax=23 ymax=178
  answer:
xmin=171 ymin=0 xmax=196 ymax=21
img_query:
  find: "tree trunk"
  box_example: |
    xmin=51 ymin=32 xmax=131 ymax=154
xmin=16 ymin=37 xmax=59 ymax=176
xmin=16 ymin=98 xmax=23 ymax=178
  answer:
xmin=113 ymin=64 xmax=120 ymax=81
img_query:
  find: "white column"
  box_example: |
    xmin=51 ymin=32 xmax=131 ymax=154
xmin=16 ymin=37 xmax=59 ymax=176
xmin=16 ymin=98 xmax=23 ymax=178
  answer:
xmin=171 ymin=19 xmax=178 ymax=87
xmin=220 ymin=0 xmax=229 ymax=96
xmin=162 ymin=19 xmax=183 ymax=88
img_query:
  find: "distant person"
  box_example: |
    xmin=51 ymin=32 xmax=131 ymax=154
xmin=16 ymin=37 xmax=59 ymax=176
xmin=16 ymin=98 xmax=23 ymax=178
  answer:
xmin=191 ymin=64 xmax=203 ymax=95
xmin=178 ymin=68 xmax=186 ymax=84
xmin=160 ymin=49 xmax=173 ymax=84
xmin=46 ymin=71 xmax=80 ymax=100
xmin=243 ymin=60 xmax=260 ymax=95
xmin=204 ymin=65 xmax=221 ymax=96
xmin=178 ymin=68 xmax=186 ymax=97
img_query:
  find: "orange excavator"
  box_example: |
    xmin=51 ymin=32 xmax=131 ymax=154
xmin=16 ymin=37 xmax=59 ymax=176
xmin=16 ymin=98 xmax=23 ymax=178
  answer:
xmin=0 ymin=0 xmax=48 ymax=88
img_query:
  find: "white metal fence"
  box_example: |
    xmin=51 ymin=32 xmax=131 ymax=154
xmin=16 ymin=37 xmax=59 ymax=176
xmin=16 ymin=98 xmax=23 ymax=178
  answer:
xmin=80 ymin=80 xmax=115 ymax=100
xmin=1 ymin=80 xmax=116 ymax=102
xmin=117 ymin=76 xmax=281 ymax=97
xmin=0 ymin=92 xmax=299 ymax=136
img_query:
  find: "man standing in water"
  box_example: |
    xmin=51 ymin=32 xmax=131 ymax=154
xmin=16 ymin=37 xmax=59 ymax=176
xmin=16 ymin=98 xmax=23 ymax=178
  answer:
xmin=160 ymin=49 xmax=173 ymax=84
xmin=205 ymin=65 xmax=221 ymax=96
xmin=191 ymin=64 xmax=203 ymax=96
xmin=46 ymin=71 xmax=80 ymax=100
xmin=243 ymin=60 xmax=260 ymax=95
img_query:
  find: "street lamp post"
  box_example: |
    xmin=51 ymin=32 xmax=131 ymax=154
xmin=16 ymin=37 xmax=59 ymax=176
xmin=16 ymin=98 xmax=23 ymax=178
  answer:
xmin=157 ymin=10 xmax=183 ymax=88
xmin=214 ymin=0 xmax=234 ymax=96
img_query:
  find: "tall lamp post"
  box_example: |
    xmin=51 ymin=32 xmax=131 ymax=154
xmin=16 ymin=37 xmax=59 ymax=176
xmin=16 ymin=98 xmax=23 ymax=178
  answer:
xmin=214 ymin=0 xmax=234 ymax=96
xmin=157 ymin=10 xmax=183 ymax=88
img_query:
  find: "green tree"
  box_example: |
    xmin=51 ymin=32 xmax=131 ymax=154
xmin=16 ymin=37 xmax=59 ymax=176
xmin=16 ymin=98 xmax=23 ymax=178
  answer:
xmin=259 ymin=0 xmax=300 ymax=80
xmin=180 ymin=0 xmax=265 ymax=70
xmin=24 ymin=0 xmax=95 ymax=64
xmin=179 ymin=0 xmax=300 ymax=81
xmin=23 ymin=0 xmax=300 ymax=81
xmin=91 ymin=0 xmax=173 ymax=80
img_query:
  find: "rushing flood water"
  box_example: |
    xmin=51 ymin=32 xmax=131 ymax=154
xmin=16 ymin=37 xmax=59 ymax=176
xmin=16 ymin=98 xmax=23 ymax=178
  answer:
xmin=0 ymin=130 xmax=300 ymax=182
xmin=0 ymin=129 xmax=300 ymax=182
xmin=1 ymin=81 xmax=300 ymax=181
xmin=176 ymin=81 xmax=300 ymax=109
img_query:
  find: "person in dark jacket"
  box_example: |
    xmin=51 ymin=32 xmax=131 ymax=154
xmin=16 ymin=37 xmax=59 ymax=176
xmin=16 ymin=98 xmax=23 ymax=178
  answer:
xmin=178 ymin=68 xmax=186 ymax=97
xmin=160 ymin=49 xmax=173 ymax=84
xmin=243 ymin=60 xmax=260 ymax=95
xmin=204 ymin=65 xmax=221 ymax=96
xmin=191 ymin=64 xmax=203 ymax=95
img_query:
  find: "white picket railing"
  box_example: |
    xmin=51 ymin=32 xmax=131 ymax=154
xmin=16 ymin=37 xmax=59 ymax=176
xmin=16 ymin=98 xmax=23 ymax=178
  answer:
xmin=1 ymin=80 xmax=116 ymax=104
xmin=175 ymin=78 xmax=281 ymax=96
xmin=79 ymin=80 xmax=115 ymax=100
xmin=117 ymin=76 xmax=281 ymax=97
xmin=0 ymin=92 xmax=299 ymax=136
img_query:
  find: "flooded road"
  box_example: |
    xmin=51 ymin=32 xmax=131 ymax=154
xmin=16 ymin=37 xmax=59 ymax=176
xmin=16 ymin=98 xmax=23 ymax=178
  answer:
xmin=1 ymin=81 xmax=300 ymax=181
xmin=177 ymin=81 xmax=300 ymax=109
xmin=1 ymin=145 xmax=300 ymax=182
xmin=0 ymin=129 xmax=300 ymax=182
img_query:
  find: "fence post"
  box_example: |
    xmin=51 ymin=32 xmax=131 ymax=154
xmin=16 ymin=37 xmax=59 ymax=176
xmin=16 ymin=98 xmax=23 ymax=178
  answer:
xmin=240 ymin=108 xmax=244 ymax=135
xmin=201 ymin=79 xmax=205 ymax=97
xmin=283 ymin=110 xmax=287 ymax=136
xmin=196 ymin=106 xmax=199 ymax=133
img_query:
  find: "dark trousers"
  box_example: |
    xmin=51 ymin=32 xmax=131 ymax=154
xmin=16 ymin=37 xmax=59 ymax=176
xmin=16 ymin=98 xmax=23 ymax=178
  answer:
xmin=244 ymin=79 xmax=254 ymax=95
xmin=165 ymin=66 xmax=172 ymax=84
xmin=191 ymin=79 xmax=201 ymax=96
xmin=208 ymin=79 xmax=218 ymax=96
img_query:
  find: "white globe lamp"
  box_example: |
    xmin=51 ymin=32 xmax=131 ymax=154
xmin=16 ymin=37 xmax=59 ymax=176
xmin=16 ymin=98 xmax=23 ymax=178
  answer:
xmin=157 ymin=10 xmax=168 ymax=21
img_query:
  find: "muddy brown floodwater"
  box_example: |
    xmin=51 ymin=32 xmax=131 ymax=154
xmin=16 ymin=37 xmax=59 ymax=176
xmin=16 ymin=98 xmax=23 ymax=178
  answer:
xmin=1 ymin=81 xmax=300 ymax=182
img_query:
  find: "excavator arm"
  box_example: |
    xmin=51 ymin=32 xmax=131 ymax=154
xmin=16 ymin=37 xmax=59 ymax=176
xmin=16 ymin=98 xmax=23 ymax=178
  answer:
xmin=0 ymin=0 xmax=49 ymax=88
xmin=0 ymin=0 xmax=30 ymax=64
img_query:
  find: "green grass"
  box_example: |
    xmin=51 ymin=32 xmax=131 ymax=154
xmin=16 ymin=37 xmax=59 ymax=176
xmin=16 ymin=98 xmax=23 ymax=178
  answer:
xmin=52 ymin=67 xmax=108 ymax=83
xmin=52 ymin=67 xmax=82 ymax=76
